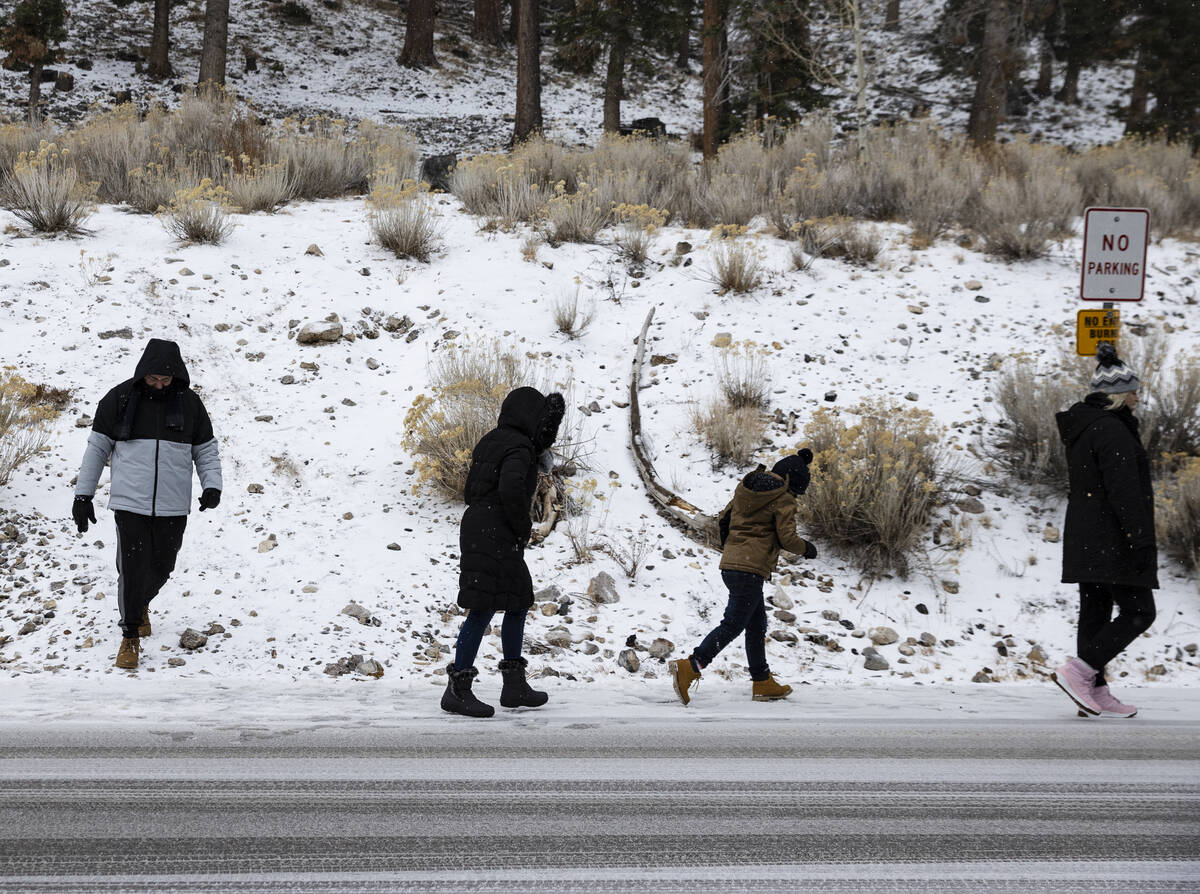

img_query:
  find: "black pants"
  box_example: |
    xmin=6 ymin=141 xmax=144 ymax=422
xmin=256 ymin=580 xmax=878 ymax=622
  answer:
xmin=1076 ymin=582 xmax=1156 ymax=685
xmin=692 ymin=570 xmax=770 ymax=682
xmin=114 ymin=511 xmax=187 ymax=638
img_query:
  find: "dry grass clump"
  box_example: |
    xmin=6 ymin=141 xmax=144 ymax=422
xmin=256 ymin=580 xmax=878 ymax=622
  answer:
xmin=551 ymin=284 xmax=596 ymax=339
xmin=366 ymin=168 xmax=442 ymax=262
xmin=65 ymin=105 xmax=160 ymax=203
xmin=991 ymin=356 xmax=1081 ymax=487
xmin=2 ymin=142 xmax=96 ymax=233
xmin=692 ymin=399 xmax=768 ymax=467
xmin=613 ymin=202 xmax=666 ymax=263
xmin=162 ymin=179 xmax=234 ymax=244
xmin=224 ymin=158 xmax=296 ymax=212
xmin=707 ymin=226 xmax=764 ymax=293
xmin=544 ymin=181 xmax=610 ymax=244
xmin=0 ymin=372 xmax=63 ymax=486
xmin=450 ymin=153 xmax=549 ymax=225
xmin=972 ymin=147 xmax=1080 ymax=260
xmin=276 ymin=116 xmax=372 ymax=200
xmin=1073 ymin=135 xmax=1200 ymax=239
xmin=791 ymin=216 xmax=881 ymax=265
xmin=716 ymin=341 xmax=771 ymax=410
xmin=0 ymin=120 xmax=56 ymax=178
xmin=1123 ymin=333 xmax=1200 ymax=460
xmin=126 ymin=157 xmax=205 ymax=214
xmin=402 ymin=342 xmax=538 ymax=500
xmin=797 ymin=401 xmax=950 ymax=576
xmin=1155 ymin=457 xmax=1200 ymax=570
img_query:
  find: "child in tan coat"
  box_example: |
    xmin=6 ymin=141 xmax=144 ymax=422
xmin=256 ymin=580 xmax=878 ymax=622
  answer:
xmin=670 ymin=451 xmax=817 ymax=705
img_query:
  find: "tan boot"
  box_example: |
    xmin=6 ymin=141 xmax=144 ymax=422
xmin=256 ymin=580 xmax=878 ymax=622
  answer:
xmin=137 ymin=608 xmax=151 ymax=638
xmin=752 ymin=675 xmax=792 ymax=701
xmin=669 ymin=658 xmax=702 ymax=706
xmin=115 ymin=636 xmax=140 ymax=669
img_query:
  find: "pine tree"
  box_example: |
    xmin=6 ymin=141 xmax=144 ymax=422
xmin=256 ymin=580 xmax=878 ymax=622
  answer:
xmin=473 ymin=0 xmax=505 ymax=46
xmin=0 ymin=0 xmax=67 ymax=123
xmin=149 ymin=0 xmax=172 ymax=80
xmin=701 ymin=0 xmax=726 ymax=158
xmin=513 ymin=0 xmax=543 ymax=144
xmin=1047 ymin=0 xmax=1130 ymax=104
xmin=965 ymin=0 xmax=1011 ymax=145
xmin=401 ymin=0 xmax=439 ymax=68
xmin=198 ymin=0 xmax=229 ymax=90
xmin=1126 ymin=0 xmax=1200 ymax=142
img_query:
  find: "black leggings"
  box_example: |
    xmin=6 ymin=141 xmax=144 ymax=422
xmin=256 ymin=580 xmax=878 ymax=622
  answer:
xmin=1076 ymin=582 xmax=1156 ymax=685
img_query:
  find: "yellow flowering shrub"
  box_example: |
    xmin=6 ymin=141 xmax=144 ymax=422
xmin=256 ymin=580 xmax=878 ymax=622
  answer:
xmin=1155 ymin=457 xmax=1200 ymax=570
xmin=162 ymin=178 xmax=234 ymax=244
xmin=797 ymin=400 xmax=950 ymax=576
xmin=0 ymin=371 xmax=67 ymax=487
xmin=2 ymin=142 xmax=97 ymax=233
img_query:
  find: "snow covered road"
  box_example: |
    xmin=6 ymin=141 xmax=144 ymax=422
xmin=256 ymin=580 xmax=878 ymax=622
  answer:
xmin=1 ymin=684 xmax=1198 ymax=892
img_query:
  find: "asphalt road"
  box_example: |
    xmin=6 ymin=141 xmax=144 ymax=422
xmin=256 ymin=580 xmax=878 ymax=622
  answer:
xmin=1 ymin=711 xmax=1198 ymax=892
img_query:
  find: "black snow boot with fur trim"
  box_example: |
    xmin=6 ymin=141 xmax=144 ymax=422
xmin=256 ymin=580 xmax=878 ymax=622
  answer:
xmin=441 ymin=664 xmax=494 ymax=718
xmin=499 ymin=657 xmax=549 ymax=708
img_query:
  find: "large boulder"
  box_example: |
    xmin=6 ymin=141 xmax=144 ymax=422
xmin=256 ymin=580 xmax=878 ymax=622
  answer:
xmin=420 ymin=153 xmax=457 ymax=193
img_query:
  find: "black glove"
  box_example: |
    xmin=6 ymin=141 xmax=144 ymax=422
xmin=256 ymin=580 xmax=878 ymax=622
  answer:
xmin=198 ymin=488 xmax=221 ymax=511
xmin=803 ymin=540 xmax=818 ymax=560
xmin=72 ymin=496 xmax=96 ymax=533
xmin=1132 ymin=545 xmax=1155 ymax=574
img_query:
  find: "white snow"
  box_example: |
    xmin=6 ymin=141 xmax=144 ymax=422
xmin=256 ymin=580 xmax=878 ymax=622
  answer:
xmin=1 ymin=190 xmax=1197 ymax=707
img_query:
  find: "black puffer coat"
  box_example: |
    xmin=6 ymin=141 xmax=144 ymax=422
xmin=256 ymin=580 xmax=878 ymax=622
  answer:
xmin=458 ymin=387 xmax=565 ymax=612
xmin=1056 ymin=393 xmax=1158 ymax=589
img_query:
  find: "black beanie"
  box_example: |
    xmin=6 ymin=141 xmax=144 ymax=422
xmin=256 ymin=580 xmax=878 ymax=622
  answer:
xmin=772 ymin=449 xmax=814 ymax=495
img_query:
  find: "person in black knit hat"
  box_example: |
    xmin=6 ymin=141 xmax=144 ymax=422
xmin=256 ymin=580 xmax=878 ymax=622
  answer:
xmin=669 ymin=449 xmax=819 ymax=706
xmin=1051 ymin=342 xmax=1157 ymax=718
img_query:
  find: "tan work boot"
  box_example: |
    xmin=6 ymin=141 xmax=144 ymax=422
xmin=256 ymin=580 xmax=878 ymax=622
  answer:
xmin=752 ymin=675 xmax=793 ymax=701
xmin=115 ymin=636 xmax=140 ymax=669
xmin=137 ymin=608 xmax=152 ymax=638
xmin=669 ymin=658 xmax=702 ymax=706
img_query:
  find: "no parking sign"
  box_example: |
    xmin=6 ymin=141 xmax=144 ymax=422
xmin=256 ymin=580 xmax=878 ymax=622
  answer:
xmin=1080 ymin=207 xmax=1149 ymax=301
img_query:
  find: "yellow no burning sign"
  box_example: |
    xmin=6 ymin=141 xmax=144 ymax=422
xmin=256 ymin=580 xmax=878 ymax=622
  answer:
xmin=1076 ymin=308 xmax=1120 ymax=356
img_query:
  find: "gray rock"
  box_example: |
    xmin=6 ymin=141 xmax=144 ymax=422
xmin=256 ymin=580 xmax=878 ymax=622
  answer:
xmin=297 ymin=321 xmax=343 ymax=344
xmin=1043 ymin=524 xmax=1060 ymax=543
xmin=1027 ymin=645 xmax=1048 ymax=664
xmin=868 ymin=626 xmax=899 ymax=646
xmin=897 ymin=643 xmax=916 ymax=656
xmin=179 ymin=628 xmax=208 ymax=650
xmin=534 ymin=585 xmax=562 ymax=603
xmin=383 ymin=314 xmax=414 ymax=334
xmin=770 ymin=629 xmax=798 ymax=643
xmin=617 ymin=649 xmax=641 ymax=672
xmin=959 ymin=497 xmax=986 ymax=514
xmin=769 ymin=589 xmax=793 ymax=610
xmin=587 ymin=571 xmax=620 ymax=604
xmin=941 ymin=580 xmax=960 ymax=595
xmin=918 ymin=632 xmax=937 ymax=647
xmin=821 ymin=609 xmax=840 ymax=621
xmin=864 ymin=652 xmax=889 ymax=671
xmin=99 ymin=328 xmax=133 ymax=340
xmin=545 ymin=627 xmax=573 ymax=648
xmin=972 ymin=670 xmax=993 ymax=683
xmin=648 ymin=637 xmax=674 ymax=660
xmin=167 ymin=657 xmax=186 ymax=667
xmin=341 ymin=602 xmax=372 ymax=624
xmin=774 ymin=610 xmax=796 ymax=623
xmin=357 ymin=659 xmax=384 ymax=678
xmin=305 ymin=244 xmax=324 ymax=256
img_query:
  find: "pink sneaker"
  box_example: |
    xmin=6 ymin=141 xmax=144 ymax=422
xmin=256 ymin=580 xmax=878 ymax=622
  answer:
xmin=1052 ymin=658 xmax=1101 ymax=715
xmin=1093 ymin=684 xmax=1137 ymax=718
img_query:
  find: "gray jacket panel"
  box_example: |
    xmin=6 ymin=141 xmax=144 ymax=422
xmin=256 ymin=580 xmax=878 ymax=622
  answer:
xmin=75 ymin=432 xmax=115 ymax=498
xmin=192 ymin=437 xmax=222 ymax=492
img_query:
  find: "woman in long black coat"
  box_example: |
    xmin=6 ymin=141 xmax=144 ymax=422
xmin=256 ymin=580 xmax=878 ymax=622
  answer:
xmin=1051 ymin=344 xmax=1157 ymax=718
xmin=442 ymin=386 xmax=565 ymax=718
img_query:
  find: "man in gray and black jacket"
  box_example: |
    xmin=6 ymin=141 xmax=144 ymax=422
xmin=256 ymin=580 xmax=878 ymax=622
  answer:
xmin=73 ymin=339 xmax=223 ymax=669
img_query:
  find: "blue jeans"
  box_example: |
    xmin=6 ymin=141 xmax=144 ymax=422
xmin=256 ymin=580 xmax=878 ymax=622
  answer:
xmin=693 ymin=570 xmax=770 ymax=681
xmin=454 ymin=608 xmax=526 ymax=669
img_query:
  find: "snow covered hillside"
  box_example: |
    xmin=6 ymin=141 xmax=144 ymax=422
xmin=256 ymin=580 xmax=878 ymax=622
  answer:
xmin=3 ymin=0 xmax=1138 ymax=154
xmin=1 ymin=193 xmax=1197 ymax=699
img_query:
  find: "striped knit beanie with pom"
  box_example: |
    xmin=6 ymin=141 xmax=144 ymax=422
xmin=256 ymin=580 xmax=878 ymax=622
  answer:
xmin=1090 ymin=342 xmax=1140 ymax=395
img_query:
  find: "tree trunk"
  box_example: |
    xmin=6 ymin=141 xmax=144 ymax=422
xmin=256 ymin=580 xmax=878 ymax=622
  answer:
xmin=513 ymin=0 xmax=543 ymax=144
xmin=850 ymin=0 xmax=867 ymax=155
xmin=401 ymin=0 xmax=439 ymax=68
xmin=1034 ymin=37 xmax=1052 ymax=97
xmin=967 ymin=0 xmax=1009 ymax=147
xmin=701 ymin=0 xmax=723 ymax=159
xmin=1125 ymin=50 xmax=1149 ymax=133
xmin=884 ymin=0 xmax=900 ymax=32
xmin=149 ymin=0 xmax=173 ymax=80
xmin=28 ymin=63 xmax=43 ymax=124
xmin=676 ymin=1 xmax=691 ymax=70
xmin=473 ymin=0 xmax=504 ymax=45
xmin=1056 ymin=58 xmax=1080 ymax=104
xmin=602 ymin=7 xmax=628 ymax=133
xmin=198 ymin=0 xmax=230 ymax=91
xmin=507 ymin=0 xmax=519 ymax=43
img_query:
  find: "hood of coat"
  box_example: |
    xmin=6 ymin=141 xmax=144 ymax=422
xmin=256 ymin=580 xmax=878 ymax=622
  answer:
xmin=134 ymin=339 xmax=190 ymax=385
xmin=1056 ymin=392 xmax=1131 ymax=449
xmin=497 ymin=386 xmax=545 ymax=440
xmin=733 ymin=465 xmax=790 ymax=511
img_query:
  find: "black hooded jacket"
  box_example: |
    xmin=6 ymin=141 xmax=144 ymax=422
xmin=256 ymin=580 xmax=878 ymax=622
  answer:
xmin=1056 ymin=393 xmax=1157 ymax=589
xmin=75 ymin=339 xmax=222 ymax=517
xmin=458 ymin=387 xmax=565 ymax=612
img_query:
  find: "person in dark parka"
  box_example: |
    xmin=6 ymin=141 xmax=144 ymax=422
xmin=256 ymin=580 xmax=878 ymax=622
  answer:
xmin=1051 ymin=343 xmax=1156 ymax=718
xmin=73 ymin=339 xmax=222 ymax=670
xmin=442 ymin=386 xmax=565 ymax=718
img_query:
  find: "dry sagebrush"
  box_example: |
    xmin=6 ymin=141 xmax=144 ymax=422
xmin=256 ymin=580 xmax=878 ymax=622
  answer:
xmin=2 ymin=142 xmax=96 ymax=233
